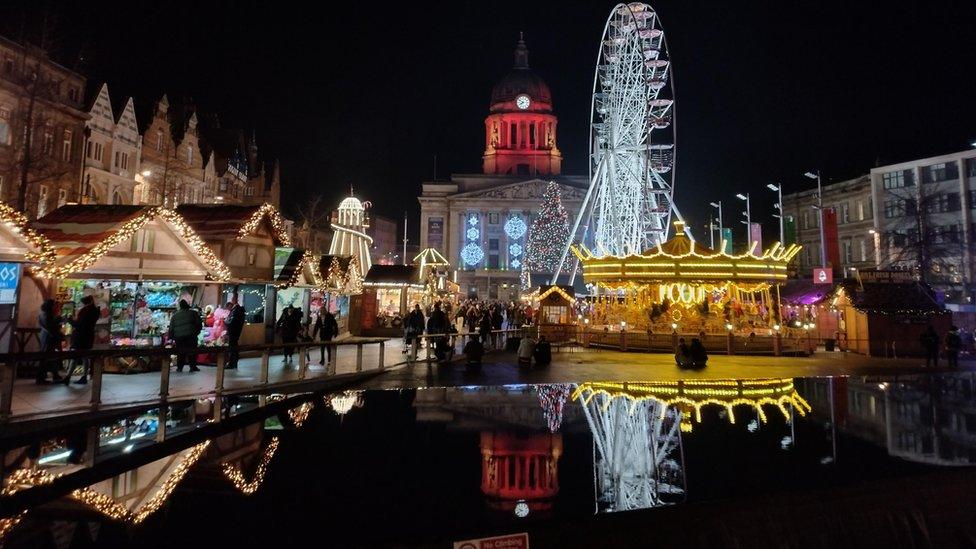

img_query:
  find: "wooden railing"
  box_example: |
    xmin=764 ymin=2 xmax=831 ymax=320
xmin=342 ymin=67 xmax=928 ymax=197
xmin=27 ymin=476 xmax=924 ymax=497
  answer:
xmin=0 ymin=338 xmax=391 ymax=423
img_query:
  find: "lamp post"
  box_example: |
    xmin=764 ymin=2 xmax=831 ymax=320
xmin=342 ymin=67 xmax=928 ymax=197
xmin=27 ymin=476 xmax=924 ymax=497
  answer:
xmin=804 ymin=171 xmax=827 ymax=268
xmin=709 ymin=201 xmax=723 ymax=250
xmin=736 ymin=193 xmax=751 ymax=249
xmin=767 ymin=183 xmax=784 ymax=243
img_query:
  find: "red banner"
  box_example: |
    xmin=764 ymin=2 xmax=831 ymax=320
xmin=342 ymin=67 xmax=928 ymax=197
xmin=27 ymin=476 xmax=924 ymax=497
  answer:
xmin=361 ymin=290 xmax=377 ymax=329
xmin=822 ymin=208 xmax=840 ymax=269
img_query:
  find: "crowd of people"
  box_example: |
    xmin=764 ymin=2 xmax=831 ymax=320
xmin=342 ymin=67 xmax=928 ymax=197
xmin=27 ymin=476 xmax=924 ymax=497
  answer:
xmin=919 ymin=324 xmax=968 ymax=368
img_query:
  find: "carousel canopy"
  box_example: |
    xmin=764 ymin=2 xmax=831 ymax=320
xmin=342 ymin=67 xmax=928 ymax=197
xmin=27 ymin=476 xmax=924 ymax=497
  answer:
xmin=573 ymin=379 xmax=811 ymax=432
xmin=573 ymin=221 xmax=800 ymax=289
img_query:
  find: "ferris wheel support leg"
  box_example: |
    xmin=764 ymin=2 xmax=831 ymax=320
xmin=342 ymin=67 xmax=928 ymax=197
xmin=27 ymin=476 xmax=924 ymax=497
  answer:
xmin=551 ymin=160 xmax=603 ymax=285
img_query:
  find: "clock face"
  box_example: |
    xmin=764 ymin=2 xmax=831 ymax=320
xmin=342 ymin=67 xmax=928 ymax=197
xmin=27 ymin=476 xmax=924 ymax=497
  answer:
xmin=516 ymin=94 xmax=531 ymax=110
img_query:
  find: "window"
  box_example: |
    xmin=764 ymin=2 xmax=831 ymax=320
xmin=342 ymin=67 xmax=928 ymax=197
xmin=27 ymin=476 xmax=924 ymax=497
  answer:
xmin=120 ymin=152 xmax=128 ymax=170
xmin=129 ymin=229 xmax=155 ymax=252
xmin=57 ymin=189 xmax=67 ymax=207
xmin=114 ymin=151 xmax=120 ymax=168
xmin=67 ymin=87 xmax=79 ymax=103
xmin=0 ymin=175 xmax=4 ymax=199
xmin=509 ymin=124 xmax=517 ymax=147
xmin=489 ymin=238 xmax=499 ymax=251
xmin=859 ymin=239 xmax=867 ymax=262
xmin=968 ymin=158 xmax=976 ymax=178
xmin=244 ymin=185 xmax=254 ymax=197
xmin=884 ymin=198 xmax=915 ymax=218
xmin=856 ymin=200 xmax=864 ymax=221
xmin=186 ymin=145 xmax=193 ymax=165
xmin=3 ymin=57 xmax=12 ymax=74
xmin=38 ymin=185 xmax=49 ymax=217
xmin=839 ymin=202 xmax=850 ymax=224
xmin=86 ymin=141 xmax=93 ymax=158
xmin=43 ymin=129 xmax=54 ymax=156
xmin=922 ymin=162 xmax=959 ymax=183
xmin=488 ymin=212 xmax=499 ymax=224
xmin=802 ymin=211 xmax=810 ymax=229
xmin=882 ymin=170 xmax=914 ymax=189
xmin=112 ymin=189 xmax=122 ymax=204
xmin=842 ymin=241 xmax=852 ymax=263
xmin=155 ymin=130 xmax=163 ymax=152
xmin=927 ymin=192 xmax=961 ymax=214
xmin=93 ymin=142 xmax=103 ymax=162
xmin=0 ymin=107 xmax=10 ymax=145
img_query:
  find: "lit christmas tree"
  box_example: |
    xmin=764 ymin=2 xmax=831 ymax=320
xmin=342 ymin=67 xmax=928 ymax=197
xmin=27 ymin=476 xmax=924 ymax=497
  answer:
xmin=526 ymin=182 xmax=571 ymax=272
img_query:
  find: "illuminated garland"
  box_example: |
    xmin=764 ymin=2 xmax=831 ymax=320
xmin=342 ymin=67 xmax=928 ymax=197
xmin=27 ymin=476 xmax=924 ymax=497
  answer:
xmin=536 ymin=285 xmax=575 ymax=303
xmin=275 ymin=250 xmax=316 ymax=289
xmin=0 ymin=200 xmax=57 ymax=265
xmin=0 ymin=441 xmax=210 ymax=531
xmin=526 ymin=182 xmax=570 ymax=272
xmin=237 ymin=202 xmax=292 ymax=246
xmin=221 ymin=437 xmax=280 ymax=495
xmin=287 ymin=403 xmax=313 ymax=427
xmin=31 ymin=207 xmax=231 ymax=281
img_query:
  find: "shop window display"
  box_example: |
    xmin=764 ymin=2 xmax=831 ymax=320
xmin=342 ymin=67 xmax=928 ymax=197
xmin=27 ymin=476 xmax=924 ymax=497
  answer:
xmin=223 ymin=284 xmax=267 ymax=324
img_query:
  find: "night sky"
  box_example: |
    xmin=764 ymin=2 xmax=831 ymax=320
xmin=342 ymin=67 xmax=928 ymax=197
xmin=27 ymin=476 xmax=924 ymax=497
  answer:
xmin=8 ymin=0 xmax=976 ymax=242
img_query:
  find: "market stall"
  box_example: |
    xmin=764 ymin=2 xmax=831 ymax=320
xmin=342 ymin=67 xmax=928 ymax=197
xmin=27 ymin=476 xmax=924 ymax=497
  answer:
xmin=573 ymin=220 xmax=800 ymax=334
xmin=0 ymin=201 xmax=56 ymax=353
xmin=177 ymin=203 xmax=290 ymax=345
xmin=273 ymin=249 xmax=364 ymax=337
xmin=353 ymin=264 xmax=423 ymax=336
xmin=29 ymin=204 xmax=231 ymax=370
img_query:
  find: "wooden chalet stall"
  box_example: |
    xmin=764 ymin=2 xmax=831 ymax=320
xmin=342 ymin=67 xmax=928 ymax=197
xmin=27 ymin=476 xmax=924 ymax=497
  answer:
xmin=833 ymin=271 xmax=951 ymax=357
xmin=273 ymin=249 xmax=362 ymax=337
xmin=26 ymin=205 xmax=230 ymax=358
xmin=534 ymin=284 xmax=578 ymax=342
xmin=0 ymin=202 xmax=56 ymax=352
xmin=352 ymin=264 xmax=423 ymax=337
xmin=176 ymin=203 xmax=289 ymax=345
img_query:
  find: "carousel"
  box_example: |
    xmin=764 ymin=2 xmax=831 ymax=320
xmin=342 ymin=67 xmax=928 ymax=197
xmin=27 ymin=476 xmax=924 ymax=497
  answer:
xmin=573 ymin=221 xmax=800 ymax=334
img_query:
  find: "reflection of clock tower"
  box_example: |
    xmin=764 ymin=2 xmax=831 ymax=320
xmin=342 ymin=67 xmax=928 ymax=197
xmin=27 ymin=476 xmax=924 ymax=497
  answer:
xmin=482 ymin=35 xmax=562 ymax=176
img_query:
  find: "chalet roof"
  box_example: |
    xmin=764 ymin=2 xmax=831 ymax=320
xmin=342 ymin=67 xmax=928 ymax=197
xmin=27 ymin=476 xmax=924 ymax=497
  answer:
xmin=849 ymin=281 xmax=945 ymax=314
xmin=33 ymin=205 xmax=148 ymax=258
xmin=364 ymin=264 xmax=418 ymax=284
xmin=175 ymin=203 xmax=290 ymax=246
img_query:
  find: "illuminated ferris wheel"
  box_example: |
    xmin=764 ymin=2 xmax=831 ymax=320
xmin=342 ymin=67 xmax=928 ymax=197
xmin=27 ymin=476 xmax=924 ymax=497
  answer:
xmin=556 ymin=2 xmax=680 ymax=279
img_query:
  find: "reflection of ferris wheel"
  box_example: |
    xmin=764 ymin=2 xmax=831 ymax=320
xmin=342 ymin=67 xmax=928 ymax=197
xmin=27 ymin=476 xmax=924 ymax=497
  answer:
xmin=555 ymin=3 xmax=682 ymax=279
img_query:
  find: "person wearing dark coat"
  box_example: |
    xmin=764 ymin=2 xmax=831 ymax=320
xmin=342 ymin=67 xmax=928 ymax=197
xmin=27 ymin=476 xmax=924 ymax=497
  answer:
xmin=65 ymin=295 xmax=100 ymax=385
xmin=426 ymin=303 xmax=450 ymax=362
xmin=37 ymin=299 xmax=64 ymax=383
xmin=313 ymin=307 xmax=340 ymax=365
xmin=920 ymin=325 xmax=940 ymax=368
xmin=463 ymin=337 xmax=484 ymax=369
xmin=946 ymin=325 xmax=961 ymax=368
xmin=225 ymin=301 xmax=245 ymax=369
xmin=168 ymin=299 xmax=202 ymax=372
xmin=479 ymin=311 xmax=493 ymax=347
xmin=276 ymin=305 xmax=302 ymax=364
xmin=533 ymin=335 xmax=552 ymax=367
xmin=490 ymin=308 xmax=504 ymax=348
xmin=689 ymin=338 xmax=708 ymax=368
xmin=404 ymin=304 xmax=425 ymax=354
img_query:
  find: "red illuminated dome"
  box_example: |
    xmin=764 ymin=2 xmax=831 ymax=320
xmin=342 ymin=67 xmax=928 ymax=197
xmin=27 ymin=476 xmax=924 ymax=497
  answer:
xmin=483 ymin=35 xmax=562 ymax=176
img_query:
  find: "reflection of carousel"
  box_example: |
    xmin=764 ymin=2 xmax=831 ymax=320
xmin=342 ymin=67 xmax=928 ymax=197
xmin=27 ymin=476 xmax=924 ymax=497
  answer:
xmin=574 ymin=379 xmax=812 ymax=433
xmin=573 ymin=221 xmax=800 ymax=333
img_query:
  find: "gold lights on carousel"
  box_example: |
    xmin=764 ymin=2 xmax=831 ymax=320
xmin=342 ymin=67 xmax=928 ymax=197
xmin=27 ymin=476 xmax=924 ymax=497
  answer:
xmin=221 ymin=437 xmax=280 ymax=495
xmin=572 ymin=380 xmax=812 ymax=432
xmin=237 ymin=202 xmax=292 ymax=246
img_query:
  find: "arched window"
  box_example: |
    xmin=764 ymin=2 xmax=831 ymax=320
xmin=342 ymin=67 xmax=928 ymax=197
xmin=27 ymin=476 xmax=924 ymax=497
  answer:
xmin=112 ymin=189 xmax=122 ymax=205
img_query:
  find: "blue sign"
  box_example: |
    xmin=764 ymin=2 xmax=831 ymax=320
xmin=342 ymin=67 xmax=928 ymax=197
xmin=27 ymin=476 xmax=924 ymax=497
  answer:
xmin=0 ymin=262 xmax=19 ymax=304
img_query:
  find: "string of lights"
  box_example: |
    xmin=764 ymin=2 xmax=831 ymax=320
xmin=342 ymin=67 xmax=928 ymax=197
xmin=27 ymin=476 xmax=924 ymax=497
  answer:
xmin=221 ymin=437 xmax=280 ymax=495
xmin=526 ymin=182 xmax=570 ymax=272
xmin=237 ymin=202 xmax=292 ymax=246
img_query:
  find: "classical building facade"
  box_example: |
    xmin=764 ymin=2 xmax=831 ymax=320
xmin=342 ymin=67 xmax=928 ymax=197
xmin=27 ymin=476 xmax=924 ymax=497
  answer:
xmin=783 ymin=174 xmax=876 ymax=276
xmin=0 ymin=36 xmax=87 ymax=218
xmin=81 ymin=83 xmax=141 ymax=205
xmin=420 ymin=38 xmax=586 ymax=299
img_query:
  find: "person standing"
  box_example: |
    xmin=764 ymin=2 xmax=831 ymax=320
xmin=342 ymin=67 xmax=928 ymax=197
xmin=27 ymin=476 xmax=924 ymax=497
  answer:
xmin=533 ymin=335 xmax=552 ymax=367
xmin=37 ymin=299 xmax=64 ymax=384
xmin=920 ymin=325 xmax=940 ymax=368
xmin=491 ymin=306 xmax=504 ymax=349
xmin=65 ymin=295 xmax=100 ymax=385
xmin=276 ymin=305 xmax=302 ymax=364
xmin=225 ymin=300 xmax=245 ymax=370
xmin=426 ymin=302 xmax=449 ymax=362
xmin=946 ymin=325 xmax=961 ymax=368
xmin=313 ymin=307 xmax=339 ymax=365
xmin=517 ymin=334 xmax=535 ymax=369
xmin=168 ymin=299 xmax=202 ymax=373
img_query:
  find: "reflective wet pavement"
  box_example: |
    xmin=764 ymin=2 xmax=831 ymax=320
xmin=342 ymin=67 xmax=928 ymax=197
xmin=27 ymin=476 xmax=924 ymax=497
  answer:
xmin=2 ymin=372 xmax=976 ymax=547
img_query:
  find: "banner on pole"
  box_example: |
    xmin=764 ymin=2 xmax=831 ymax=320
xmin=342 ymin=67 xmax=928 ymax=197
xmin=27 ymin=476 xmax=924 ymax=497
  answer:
xmin=749 ymin=223 xmax=763 ymax=252
xmin=720 ymin=228 xmax=733 ymax=254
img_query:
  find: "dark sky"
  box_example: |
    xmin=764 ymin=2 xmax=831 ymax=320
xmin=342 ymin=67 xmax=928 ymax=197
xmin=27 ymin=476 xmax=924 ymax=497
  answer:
xmin=9 ymin=0 xmax=976 ymax=242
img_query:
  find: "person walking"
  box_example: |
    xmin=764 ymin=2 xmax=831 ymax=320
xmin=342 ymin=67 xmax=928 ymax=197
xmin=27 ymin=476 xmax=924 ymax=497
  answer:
xmin=65 ymin=295 xmax=100 ymax=385
xmin=276 ymin=305 xmax=302 ymax=364
xmin=426 ymin=302 xmax=449 ymax=362
xmin=225 ymin=300 xmax=245 ymax=370
xmin=168 ymin=299 xmax=202 ymax=372
xmin=920 ymin=325 xmax=940 ymax=368
xmin=946 ymin=325 xmax=961 ymax=368
xmin=37 ymin=299 xmax=64 ymax=384
xmin=313 ymin=307 xmax=340 ymax=365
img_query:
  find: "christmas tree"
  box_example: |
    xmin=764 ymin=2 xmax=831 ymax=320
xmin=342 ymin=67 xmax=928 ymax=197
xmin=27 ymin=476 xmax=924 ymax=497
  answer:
xmin=526 ymin=182 xmax=571 ymax=272
xmin=537 ymin=384 xmax=573 ymax=433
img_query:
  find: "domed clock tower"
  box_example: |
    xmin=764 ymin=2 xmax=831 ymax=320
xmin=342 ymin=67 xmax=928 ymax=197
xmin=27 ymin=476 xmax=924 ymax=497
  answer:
xmin=483 ymin=35 xmax=562 ymax=176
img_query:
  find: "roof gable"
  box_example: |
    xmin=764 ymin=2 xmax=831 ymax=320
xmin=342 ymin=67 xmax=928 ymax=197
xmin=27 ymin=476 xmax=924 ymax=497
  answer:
xmin=175 ymin=203 xmax=291 ymax=246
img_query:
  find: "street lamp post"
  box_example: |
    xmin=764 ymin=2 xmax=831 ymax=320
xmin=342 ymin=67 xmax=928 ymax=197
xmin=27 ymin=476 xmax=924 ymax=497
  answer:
xmin=804 ymin=171 xmax=827 ymax=268
xmin=709 ymin=201 xmax=723 ymax=250
xmin=736 ymin=193 xmax=751 ymax=250
xmin=767 ymin=183 xmax=784 ymax=243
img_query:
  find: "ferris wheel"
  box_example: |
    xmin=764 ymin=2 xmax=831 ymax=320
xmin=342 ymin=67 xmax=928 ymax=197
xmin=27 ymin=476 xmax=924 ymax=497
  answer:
xmin=554 ymin=2 xmax=681 ymax=280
